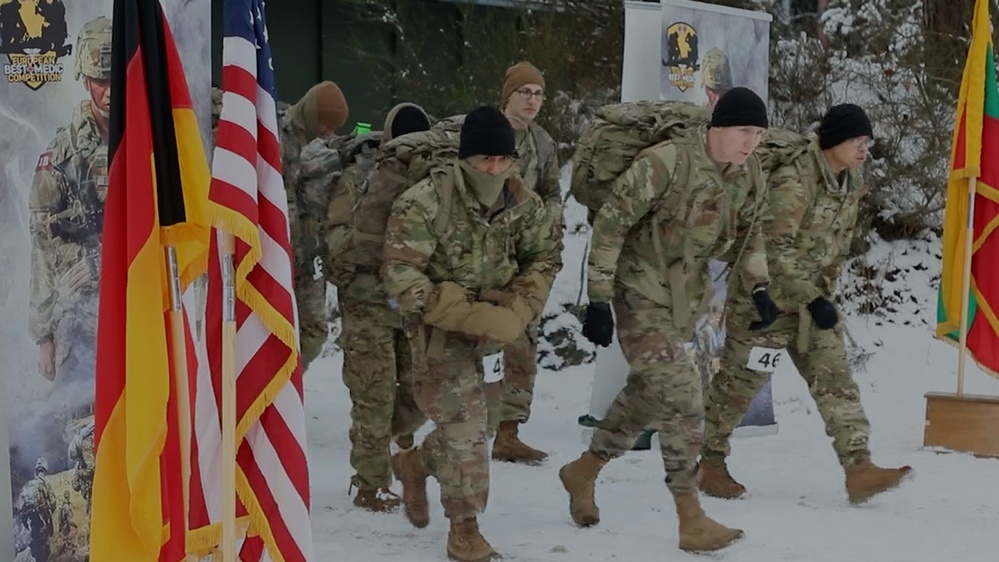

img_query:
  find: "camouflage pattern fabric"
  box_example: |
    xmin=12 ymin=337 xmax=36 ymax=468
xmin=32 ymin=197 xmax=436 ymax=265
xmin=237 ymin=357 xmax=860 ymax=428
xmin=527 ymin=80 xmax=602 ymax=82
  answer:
xmin=383 ymin=166 xmax=560 ymax=317
xmin=703 ymin=139 xmax=871 ymax=467
xmin=278 ymin=107 xmax=358 ymax=369
xmin=411 ymin=334 xmax=490 ymax=520
xmin=756 ymin=139 xmax=866 ymax=310
xmin=340 ymin=294 xmax=424 ymax=490
xmin=569 ymin=100 xmax=711 ymax=215
xmin=703 ymin=302 xmax=871 ymax=467
xmin=587 ymin=128 xmax=769 ymax=325
xmin=588 ymin=289 xmax=704 ymax=495
xmin=383 ymin=163 xmax=561 ymax=520
xmin=495 ymin=323 xmax=539 ymax=423
xmin=495 ymin=121 xmax=562 ymax=424
xmin=29 ymin=100 xmax=107 ymax=408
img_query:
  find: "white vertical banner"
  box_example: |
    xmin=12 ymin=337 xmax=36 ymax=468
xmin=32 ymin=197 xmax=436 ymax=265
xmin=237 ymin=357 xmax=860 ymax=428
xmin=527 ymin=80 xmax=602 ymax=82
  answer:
xmin=0 ymin=1 xmax=211 ymax=559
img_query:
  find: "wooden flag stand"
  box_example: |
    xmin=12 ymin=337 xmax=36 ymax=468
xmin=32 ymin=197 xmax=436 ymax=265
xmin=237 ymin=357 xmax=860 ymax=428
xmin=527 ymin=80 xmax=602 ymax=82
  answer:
xmin=165 ymin=247 xmax=200 ymax=562
xmin=924 ymin=177 xmax=999 ymax=458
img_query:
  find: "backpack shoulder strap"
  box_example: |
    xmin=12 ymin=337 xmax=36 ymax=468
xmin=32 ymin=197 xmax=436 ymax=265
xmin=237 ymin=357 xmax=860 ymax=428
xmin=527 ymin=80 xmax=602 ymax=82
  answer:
xmin=530 ymin=123 xmax=555 ymax=178
xmin=432 ymin=167 xmax=455 ymax=237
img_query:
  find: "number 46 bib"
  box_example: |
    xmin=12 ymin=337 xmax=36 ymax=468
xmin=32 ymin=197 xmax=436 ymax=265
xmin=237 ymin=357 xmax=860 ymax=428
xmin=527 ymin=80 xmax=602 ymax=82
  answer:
xmin=746 ymin=347 xmax=787 ymax=373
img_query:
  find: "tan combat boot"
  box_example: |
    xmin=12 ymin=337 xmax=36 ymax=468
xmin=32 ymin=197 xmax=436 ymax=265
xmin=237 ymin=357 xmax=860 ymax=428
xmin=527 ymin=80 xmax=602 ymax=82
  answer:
xmin=492 ymin=420 xmax=548 ymax=464
xmin=697 ymin=457 xmax=747 ymax=499
xmin=558 ymin=451 xmax=607 ymax=527
xmin=353 ymin=487 xmax=401 ymax=512
xmin=674 ymin=491 xmax=744 ymax=553
xmin=446 ymin=517 xmax=498 ymax=562
xmin=845 ymin=460 xmax=912 ymax=504
xmin=391 ymin=448 xmax=430 ymax=528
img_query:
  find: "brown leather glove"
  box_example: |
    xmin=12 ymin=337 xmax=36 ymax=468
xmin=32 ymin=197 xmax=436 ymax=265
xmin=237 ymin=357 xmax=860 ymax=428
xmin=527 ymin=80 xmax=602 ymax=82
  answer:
xmin=424 ymin=282 xmax=526 ymax=344
xmin=480 ymin=288 xmax=535 ymax=326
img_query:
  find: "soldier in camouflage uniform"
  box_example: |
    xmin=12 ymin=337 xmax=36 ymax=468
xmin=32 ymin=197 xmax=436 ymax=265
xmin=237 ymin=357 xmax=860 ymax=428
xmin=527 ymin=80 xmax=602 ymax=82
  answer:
xmin=701 ymin=48 xmax=732 ymax=109
xmin=58 ymin=491 xmax=75 ymax=538
xmin=19 ymin=458 xmax=56 ymax=562
xmin=279 ymin=81 xmax=350 ymax=369
xmin=699 ymin=104 xmax=913 ymax=504
xmin=68 ymin=417 xmax=94 ymax=514
xmin=385 ymin=106 xmax=561 ymax=561
xmin=560 ymin=88 xmax=777 ymax=553
xmin=331 ymin=102 xmax=432 ymax=512
xmin=28 ymin=17 xmax=111 ymax=423
xmin=490 ymin=61 xmax=563 ymax=465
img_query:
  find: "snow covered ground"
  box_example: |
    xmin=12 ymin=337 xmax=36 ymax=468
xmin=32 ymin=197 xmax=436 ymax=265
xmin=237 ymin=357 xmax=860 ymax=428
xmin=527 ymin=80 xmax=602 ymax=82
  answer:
xmin=305 ymin=174 xmax=999 ymax=561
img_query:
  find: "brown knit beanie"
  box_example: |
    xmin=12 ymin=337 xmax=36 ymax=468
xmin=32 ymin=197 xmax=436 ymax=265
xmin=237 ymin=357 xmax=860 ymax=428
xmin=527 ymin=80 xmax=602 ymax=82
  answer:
xmin=502 ymin=62 xmax=545 ymax=108
xmin=297 ymin=81 xmax=349 ymax=140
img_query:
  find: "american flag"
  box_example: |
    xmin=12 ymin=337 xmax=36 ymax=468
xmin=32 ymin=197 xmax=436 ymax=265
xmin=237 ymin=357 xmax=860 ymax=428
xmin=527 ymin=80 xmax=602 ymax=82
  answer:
xmin=191 ymin=0 xmax=313 ymax=560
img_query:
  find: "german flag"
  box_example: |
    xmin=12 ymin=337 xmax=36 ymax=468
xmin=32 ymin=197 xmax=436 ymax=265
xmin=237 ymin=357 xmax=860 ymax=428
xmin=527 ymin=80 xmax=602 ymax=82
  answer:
xmin=936 ymin=0 xmax=999 ymax=378
xmin=91 ymin=0 xmax=211 ymax=560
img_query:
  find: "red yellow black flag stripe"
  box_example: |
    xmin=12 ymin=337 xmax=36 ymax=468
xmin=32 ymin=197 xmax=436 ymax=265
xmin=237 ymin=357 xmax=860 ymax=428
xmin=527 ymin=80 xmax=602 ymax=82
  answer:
xmin=92 ymin=0 xmax=210 ymax=560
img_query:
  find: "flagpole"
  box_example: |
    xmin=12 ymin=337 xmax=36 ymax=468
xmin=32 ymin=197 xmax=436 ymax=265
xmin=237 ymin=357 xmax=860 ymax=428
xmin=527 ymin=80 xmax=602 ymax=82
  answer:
xmin=956 ymin=177 xmax=979 ymax=396
xmin=165 ymin=246 xmax=200 ymax=562
xmin=220 ymin=232 xmax=238 ymax=562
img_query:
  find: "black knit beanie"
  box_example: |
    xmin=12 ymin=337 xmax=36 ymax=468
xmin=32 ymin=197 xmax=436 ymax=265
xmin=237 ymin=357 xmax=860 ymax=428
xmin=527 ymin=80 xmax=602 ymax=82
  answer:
xmin=818 ymin=104 xmax=874 ymax=149
xmin=390 ymin=105 xmax=431 ymax=139
xmin=458 ymin=106 xmax=516 ymax=159
xmin=710 ymin=87 xmax=769 ymax=128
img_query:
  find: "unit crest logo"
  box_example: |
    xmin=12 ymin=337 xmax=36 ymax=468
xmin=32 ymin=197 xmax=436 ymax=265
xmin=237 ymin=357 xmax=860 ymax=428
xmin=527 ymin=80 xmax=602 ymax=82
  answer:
xmin=663 ymin=21 xmax=698 ymax=93
xmin=0 ymin=0 xmax=71 ymax=90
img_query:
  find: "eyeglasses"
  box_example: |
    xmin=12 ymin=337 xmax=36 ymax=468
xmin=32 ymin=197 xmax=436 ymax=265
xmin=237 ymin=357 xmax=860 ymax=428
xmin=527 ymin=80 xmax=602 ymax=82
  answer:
xmin=515 ymin=88 xmax=546 ymax=101
xmin=850 ymin=137 xmax=874 ymax=148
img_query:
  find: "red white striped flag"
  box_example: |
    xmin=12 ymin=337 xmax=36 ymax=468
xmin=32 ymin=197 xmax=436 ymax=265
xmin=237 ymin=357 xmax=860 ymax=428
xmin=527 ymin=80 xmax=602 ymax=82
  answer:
xmin=189 ymin=0 xmax=312 ymax=560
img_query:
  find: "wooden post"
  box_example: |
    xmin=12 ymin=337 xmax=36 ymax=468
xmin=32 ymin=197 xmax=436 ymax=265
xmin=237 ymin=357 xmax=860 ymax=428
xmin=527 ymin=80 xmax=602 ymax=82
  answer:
xmin=220 ymin=233 xmax=238 ymax=562
xmin=165 ymin=246 xmax=199 ymax=562
xmin=956 ymin=177 xmax=978 ymax=396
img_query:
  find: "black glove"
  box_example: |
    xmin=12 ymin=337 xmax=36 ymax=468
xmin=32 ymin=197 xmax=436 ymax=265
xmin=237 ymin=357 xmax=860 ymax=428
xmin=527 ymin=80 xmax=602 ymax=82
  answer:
xmin=582 ymin=302 xmax=614 ymax=347
xmin=807 ymin=297 xmax=838 ymax=330
xmin=749 ymin=286 xmax=780 ymax=331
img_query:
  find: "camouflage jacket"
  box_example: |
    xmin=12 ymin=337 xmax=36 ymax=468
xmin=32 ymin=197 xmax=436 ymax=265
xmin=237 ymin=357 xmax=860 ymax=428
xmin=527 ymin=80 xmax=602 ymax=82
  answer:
xmin=587 ymin=127 xmax=769 ymax=325
xmin=279 ymin=108 xmax=348 ymax=277
xmin=437 ymin=114 xmax=562 ymax=225
xmin=18 ymin=476 xmax=55 ymax=517
xmin=514 ymin=122 xmax=562 ymax=226
xmin=739 ymin=139 xmax=867 ymax=311
xmin=326 ymin=143 xmax=382 ymax=302
xmin=382 ymin=162 xmax=562 ymax=319
xmin=28 ymin=100 xmax=108 ymax=342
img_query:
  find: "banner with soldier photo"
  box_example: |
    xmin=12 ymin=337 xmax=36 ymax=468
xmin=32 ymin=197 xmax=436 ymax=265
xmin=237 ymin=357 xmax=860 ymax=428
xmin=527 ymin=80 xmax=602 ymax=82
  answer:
xmin=660 ymin=0 xmax=777 ymax=433
xmin=0 ymin=1 xmax=211 ymax=560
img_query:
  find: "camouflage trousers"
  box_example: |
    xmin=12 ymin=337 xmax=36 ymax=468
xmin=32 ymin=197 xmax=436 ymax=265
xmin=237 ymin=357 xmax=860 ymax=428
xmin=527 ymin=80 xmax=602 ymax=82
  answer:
xmin=413 ymin=331 xmax=491 ymax=521
xmin=496 ymin=324 xmax=539 ymax=423
xmin=702 ymin=300 xmax=871 ymax=467
xmin=589 ymin=289 xmax=703 ymax=495
xmin=340 ymin=296 xmax=425 ymax=490
xmin=296 ymin=271 xmax=328 ymax=370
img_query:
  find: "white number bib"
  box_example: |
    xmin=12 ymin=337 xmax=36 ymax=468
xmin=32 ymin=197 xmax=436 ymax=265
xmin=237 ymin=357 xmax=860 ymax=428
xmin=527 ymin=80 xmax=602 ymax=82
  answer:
xmin=746 ymin=347 xmax=786 ymax=373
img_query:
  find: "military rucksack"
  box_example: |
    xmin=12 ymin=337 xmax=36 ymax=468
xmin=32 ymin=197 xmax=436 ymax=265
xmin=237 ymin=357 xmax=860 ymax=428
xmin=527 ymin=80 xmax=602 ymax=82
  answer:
xmin=755 ymin=128 xmax=812 ymax=177
xmin=569 ymin=100 xmax=711 ymax=215
xmin=324 ymin=123 xmax=462 ymax=284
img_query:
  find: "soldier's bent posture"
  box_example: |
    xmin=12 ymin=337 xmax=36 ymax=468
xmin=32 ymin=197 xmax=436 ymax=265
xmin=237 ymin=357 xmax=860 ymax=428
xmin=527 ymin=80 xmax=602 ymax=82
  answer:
xmin=334 ymin=102 xmax=432 ymax=512
xmin=279 ymin=81 xmax=350 ymax=368
xmin=699 ymin=104 xmax=912 ymax=504
xmin=384 ymin=106 xmax=560 ymax=561
xmin=561 ymin=87 xmax=777 ymax=553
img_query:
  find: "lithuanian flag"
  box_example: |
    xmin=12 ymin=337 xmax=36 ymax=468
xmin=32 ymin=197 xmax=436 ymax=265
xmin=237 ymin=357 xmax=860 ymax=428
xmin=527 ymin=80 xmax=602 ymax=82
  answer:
xmin=91 ymin=0 xmax=211 ymax=560
xmin=936 ymin=0 xmax=999 ymax=378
